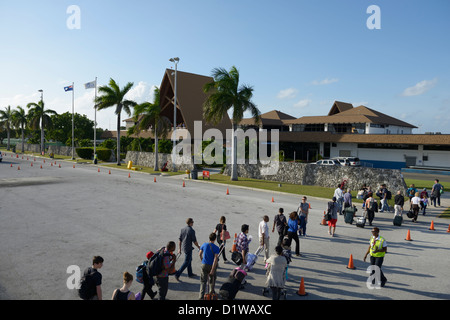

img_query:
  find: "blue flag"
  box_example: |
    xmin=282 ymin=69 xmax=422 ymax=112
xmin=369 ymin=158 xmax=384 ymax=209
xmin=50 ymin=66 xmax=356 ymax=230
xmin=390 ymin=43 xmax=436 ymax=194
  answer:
xmin=64 ymin=85 xmax=73 ymax=92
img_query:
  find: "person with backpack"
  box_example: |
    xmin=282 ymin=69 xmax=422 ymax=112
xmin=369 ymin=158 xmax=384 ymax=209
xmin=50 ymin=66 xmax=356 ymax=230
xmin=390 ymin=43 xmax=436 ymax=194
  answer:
xmin=198 ymin=233 xmax=221 ymax=300
xmin=154 ymin=241 xmax=177 ymax=300
xmin=111 ymin=272 xmax=135 ymax=300
xmin=78 ymin=256 xmax=104 ymax=300
xmin=175 ymin=218 xmax=200 ymax=281
xmin=431 ymin=179 xmax=444 ymax=207
xmin=377 ymin=184 xmax=390 ymax=213
xmin=213 ymin=216 xmax=229 ymax=262
xmin=327 ymin=197 xmax=338 ymax=237
xmin=137 ymin=251 xmax=157 ymax=300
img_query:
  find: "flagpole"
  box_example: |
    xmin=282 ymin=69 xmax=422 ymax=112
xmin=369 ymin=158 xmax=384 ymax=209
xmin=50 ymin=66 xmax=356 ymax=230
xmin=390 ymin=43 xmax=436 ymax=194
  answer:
xmin=94 ymin=77 xmax=97 ymax=155
xmin=72 ymin=82 xmax=75 ymax=160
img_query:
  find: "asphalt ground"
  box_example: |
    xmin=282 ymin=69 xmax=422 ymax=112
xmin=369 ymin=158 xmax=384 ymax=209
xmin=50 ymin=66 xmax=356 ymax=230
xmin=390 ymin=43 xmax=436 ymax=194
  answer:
xmin=1 ymin=152 xmax=449 ymax=302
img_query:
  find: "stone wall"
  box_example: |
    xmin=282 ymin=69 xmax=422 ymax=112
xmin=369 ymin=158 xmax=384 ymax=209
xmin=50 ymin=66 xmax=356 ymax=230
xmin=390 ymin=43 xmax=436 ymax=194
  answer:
xmin=124 ymin=151 xmax=195 ymax=172
xmin=223 ymin=162 xmax=407 ymax=194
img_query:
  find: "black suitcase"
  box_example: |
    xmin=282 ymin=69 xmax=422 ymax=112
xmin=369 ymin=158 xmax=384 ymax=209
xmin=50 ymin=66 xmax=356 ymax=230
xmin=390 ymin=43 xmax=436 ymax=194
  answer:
xmin=344 ymin=207 xmax=356 ymax=224
xmin=219 ymin=268 xmax=247 ymax=300
xmin=393 ymin=215 xmax=403 ymax=226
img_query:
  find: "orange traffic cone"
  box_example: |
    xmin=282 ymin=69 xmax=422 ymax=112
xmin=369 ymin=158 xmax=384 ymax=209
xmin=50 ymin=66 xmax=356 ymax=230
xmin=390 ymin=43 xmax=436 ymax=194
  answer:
xmin=109 ymin=170 xmax=111 ymax=174
xmin=31 ymin=162 xmax=33 ymax=167
xmin=320 ymin=211 xmax=327 ymax=226
xmin=296 ymin=277 xmax=308 ymax=296
xmin=429 ymin=221 xmax=435 ymax=231
xmin=405 ymin=229 xmax=412 ymax=241
xmin=230 ymin=233 xmax=237 ymax=252
xmin=59 ymin=164 xmax=61 ymax=168
xmin=446 ymin=224 xmax=450 ymax=233
xmin=17 ymin=166 xmax=20 ymax=170
xmin=226 ymin=188 xmax=229 ymax=195
xmin=128 ymin=173 xmax=131 ymax=178
xmin=154 ymin=177 xmax=156 ymax=182
xmin=182 ymin=181 xmax=185 ymax=187
xmin=271 ymin=196 xmax=274 ymax=203
xmin=73 ymin=164 xmax=75 ymax=168
xmin=346 ymin=254 xmax=356 ymax=269
xmin=98 ymin=168 xmax=100 ymax=172
xmin=40 ymin=165 xmax=43 ymax=169
xmin=10 ymin=163 xmax=13 ymax=167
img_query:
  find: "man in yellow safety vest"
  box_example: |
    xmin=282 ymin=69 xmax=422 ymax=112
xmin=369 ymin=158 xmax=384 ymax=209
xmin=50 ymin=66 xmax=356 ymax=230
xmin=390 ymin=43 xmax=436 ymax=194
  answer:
xmin=364 ymin=227 xmax=388 ymax=287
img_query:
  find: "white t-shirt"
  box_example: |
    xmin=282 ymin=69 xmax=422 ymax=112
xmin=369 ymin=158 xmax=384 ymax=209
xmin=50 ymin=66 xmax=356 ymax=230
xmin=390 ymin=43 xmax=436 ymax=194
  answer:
xmin=411 ymin=196 xmax=421 ymax=205
xmin=258 ymin=220 xmax=269 ymax=239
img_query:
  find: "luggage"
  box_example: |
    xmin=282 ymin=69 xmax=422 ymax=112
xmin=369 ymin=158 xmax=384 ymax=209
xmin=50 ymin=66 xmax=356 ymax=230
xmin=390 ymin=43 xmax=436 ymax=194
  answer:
xmin=219 ymin=267 xmax=247 ymax=300
xmin=344 ymin=206 xmax=357 ymax=224
xmin=356 ymin=216 xmax=366 ymax=228
xmin=245 ymin=253 xmax=258 ymax=271
xmin=393 ymin=215 xmax=403 ymax=226
xmin=231 ymin=251 xmax=243 ymax=265
xmin=406 ymin=210 xmax=414 ymax=219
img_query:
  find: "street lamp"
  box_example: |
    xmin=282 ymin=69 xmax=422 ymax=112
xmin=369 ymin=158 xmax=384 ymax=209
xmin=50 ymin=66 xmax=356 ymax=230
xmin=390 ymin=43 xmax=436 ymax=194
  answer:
xmin=38 ymin=89 xmax=44 ymax=154
xmin=169 ymin=57 xmax=179 ymax=172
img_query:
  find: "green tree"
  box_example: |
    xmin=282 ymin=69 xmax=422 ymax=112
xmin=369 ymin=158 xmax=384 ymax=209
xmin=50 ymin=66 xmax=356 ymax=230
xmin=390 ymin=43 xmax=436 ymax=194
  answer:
xmin=0 ymin=105 xmax=13 ymax=150
xmin=47 ymin=112 xmax=95 ymax=145
xmin=203 ymin=66 xmax=260 ymax=180
xmin=95 ymin=78 xmax=136 ymax=165
xmin=11 ymin=106 xmax=28 ymax=153
xmin=130 ymin=87 xmax=171 ymax=170
xmin=26 ymin=100 xmax=57 ymax=153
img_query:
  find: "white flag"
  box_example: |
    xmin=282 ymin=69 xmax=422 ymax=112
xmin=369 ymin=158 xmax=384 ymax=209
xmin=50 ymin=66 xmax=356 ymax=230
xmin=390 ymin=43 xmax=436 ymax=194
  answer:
xmin=84 ymin=81 xmax=96 ymax=89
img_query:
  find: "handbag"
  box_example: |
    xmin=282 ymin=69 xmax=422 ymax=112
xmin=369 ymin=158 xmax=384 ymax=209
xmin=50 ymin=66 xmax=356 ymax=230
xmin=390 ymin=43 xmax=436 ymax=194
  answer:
xmin=221 ymin=230 xmax=231 ymax=241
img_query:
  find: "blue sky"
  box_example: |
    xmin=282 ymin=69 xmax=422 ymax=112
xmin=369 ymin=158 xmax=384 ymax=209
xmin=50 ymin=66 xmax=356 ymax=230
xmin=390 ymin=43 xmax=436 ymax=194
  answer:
xmin=1 ymin=0 xmax=449 ymax=133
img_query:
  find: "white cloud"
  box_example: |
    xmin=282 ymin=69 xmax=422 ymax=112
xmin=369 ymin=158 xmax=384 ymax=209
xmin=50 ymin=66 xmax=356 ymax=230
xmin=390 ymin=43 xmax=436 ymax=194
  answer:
xmin=401 ymin=78 xmax=438 ymax=96
xmin=311 ymin=78 xmax=339 ymax=85
xmin=277 ymin=88 xmax=298 ymax=99
xmin=124 ymin=81 xmax=156 ymax=103
xmin=294 ymin=99 xmax=312 ymax=108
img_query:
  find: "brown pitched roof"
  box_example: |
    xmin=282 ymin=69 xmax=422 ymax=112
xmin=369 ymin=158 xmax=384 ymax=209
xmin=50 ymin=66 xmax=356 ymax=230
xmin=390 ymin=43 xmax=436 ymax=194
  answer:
xmin=328 ymin=101 xmax=354 ymax=115
xmin=286 ymin=104 xmax=417 ymax=128
xmin=239 ymin=109 xmax=296 ymax=126
xmin=159 ymin=69 xmax=231 ymax=137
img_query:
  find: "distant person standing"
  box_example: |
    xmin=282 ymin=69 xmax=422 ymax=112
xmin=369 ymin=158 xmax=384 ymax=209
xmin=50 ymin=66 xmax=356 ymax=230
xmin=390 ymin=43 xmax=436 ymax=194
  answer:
xmin=175 ymin=218 xmax=200 ymax=281
xmin=364 ymin=227 xmax=387 ymax=288
xmin=431 ymin=179 xmax=444 ymax=207
xmin=297 ymin=197 xmax=309 ymax=237
xmin=333 ymin=185 xmax=344 ymax=215
xmin=272 ymin=208 xmax=287 ymax=246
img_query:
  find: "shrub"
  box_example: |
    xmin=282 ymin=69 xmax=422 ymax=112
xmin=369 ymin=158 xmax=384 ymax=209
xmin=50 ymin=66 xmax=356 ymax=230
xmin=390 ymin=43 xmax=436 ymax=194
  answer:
xmin=76 ymin=147 xmax=94 ymax=159
xmin=96 ymin=148 xmax=112 ymax=161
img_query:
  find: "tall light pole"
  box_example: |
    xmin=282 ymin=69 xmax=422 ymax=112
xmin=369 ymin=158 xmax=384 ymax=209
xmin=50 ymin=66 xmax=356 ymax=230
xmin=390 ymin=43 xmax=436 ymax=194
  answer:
xmin=71 ymin=82 xmax=75 ymax=160
xmin=38 ymin=89 xmax=44 ymax=154
xmin=169 ymin=57 xmax=179 ymax=172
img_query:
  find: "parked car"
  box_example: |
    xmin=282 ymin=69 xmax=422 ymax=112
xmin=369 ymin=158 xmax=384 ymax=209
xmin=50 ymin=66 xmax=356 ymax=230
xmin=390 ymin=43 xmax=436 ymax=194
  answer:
xmin=314 ymin=159 xmax=341 ymax=166
xmin=332 ymin=157 xmax=361 ymax=167
xmin=0 ymin=151 xmax=2 ymax=162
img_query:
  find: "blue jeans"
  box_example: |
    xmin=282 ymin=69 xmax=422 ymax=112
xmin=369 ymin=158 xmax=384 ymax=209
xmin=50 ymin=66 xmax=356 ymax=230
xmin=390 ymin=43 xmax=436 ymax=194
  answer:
xmin=175 ymin=250 xmax=193 ymax=277
xmin=299 ymin=215 xmax=307 ymax=236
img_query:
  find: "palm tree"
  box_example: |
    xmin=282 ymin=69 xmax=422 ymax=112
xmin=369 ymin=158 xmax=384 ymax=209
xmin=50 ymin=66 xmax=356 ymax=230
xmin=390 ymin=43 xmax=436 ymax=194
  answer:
xmin=130 ymin=87 xmax=171 ymax=171
xmin=26 ymin=100 xmax=57 ymax=153
xmin=203 ymin=66 xmax=260 ymax=181
xmin=12 ymin=106 xmax=28 ymax=153
xmin=0 ymin=105 xmax=13 ymax=150
xmin=95 ymin=78 xmax=136 ymax=165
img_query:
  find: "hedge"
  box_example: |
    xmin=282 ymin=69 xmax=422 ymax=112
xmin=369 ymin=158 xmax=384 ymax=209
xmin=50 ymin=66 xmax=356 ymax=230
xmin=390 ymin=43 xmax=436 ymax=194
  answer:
xmin=76 ymin=147 xmax=112 ymax=161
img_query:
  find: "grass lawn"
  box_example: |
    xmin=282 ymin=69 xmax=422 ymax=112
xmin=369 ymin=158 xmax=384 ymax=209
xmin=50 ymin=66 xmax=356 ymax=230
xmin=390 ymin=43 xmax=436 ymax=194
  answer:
xmin=101 ymin=163 xmax=185 ymax=176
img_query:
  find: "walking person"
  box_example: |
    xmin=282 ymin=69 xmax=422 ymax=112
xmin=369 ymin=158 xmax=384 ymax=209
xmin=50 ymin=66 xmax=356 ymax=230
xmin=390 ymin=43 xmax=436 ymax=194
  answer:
xmin=343 ymin=188 xmax=352 ymax=209
xmin=431 ymin=179 xmax=444 ymax=207
xmin=155 ymin=241 xmax=177 ymax=300
xmin=333 ymin=184 xmax=344 ymax=215
xmin=394 ymin=190 xmax=404 ymax=216
xmin=364 ymin=227 xmax=388 ymax=288
xmin=264 ymin=245 xmax=288 ymax=300
xmin=410 ymin=192 xmax=421 ymax=222
xmin=139 ymin=251 xmax=157 ymax=300
xmin=327 ymin=197 xmax=338 ymax=237
xmin=235 ymin=224 xmax=250 ymax=267
xmin=79 ymin=256 xmax=104 ymax=300
xmin=175 ymin=218 xmax=200 ymax=281
xmin=287 ymin=211 xmax=300 ymax=256
xmin=255 ymin=215 xmax=270 ymax=263
xmin=297 ymin=196 xmax=309 ymax=237
xmin=112 ymin=272 xmax=135 ymax=300
xmin=365 ymin=192 xmax=376 ymax=226
xmin=213 ymin=216 xmax=229 ymax=262
xmin=272 ymin=208 xmax=287 ymax=246
xmin=198 ymin=233 xmax=220 ymax=299
xmin=420 ymin=189 xmax=429 ymax=215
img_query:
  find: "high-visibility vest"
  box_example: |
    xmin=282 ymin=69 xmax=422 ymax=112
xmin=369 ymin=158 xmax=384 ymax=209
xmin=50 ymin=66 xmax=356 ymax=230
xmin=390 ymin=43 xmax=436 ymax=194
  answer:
xmin=370 ymin=236 xmax=386 ymax=258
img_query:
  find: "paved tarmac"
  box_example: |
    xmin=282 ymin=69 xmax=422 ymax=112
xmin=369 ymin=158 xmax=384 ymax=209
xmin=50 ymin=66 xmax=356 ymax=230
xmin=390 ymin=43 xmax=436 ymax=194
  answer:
xmin=0 ymin=152 xmax=449 ymax=300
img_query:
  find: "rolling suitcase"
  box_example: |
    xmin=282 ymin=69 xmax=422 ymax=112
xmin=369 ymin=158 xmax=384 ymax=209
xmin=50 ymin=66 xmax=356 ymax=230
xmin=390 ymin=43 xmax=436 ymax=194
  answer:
xmin=356 ymin=216 xmax=366 ymax=228
xmin=219 ymin=267 xmax=247 ymax=300
xmin=344 ymin=206 xmax=356 ymax=224
xmin=393 ymin=215 xmax=403 ymax=226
